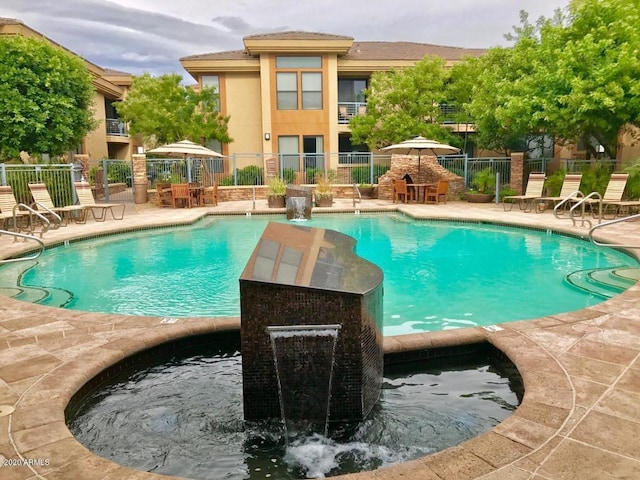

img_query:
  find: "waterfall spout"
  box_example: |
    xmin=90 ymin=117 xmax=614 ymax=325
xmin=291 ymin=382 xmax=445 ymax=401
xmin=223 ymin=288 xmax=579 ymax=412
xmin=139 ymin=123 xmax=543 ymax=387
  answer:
xmin=268 ymin=324 xmax=341 ymax=437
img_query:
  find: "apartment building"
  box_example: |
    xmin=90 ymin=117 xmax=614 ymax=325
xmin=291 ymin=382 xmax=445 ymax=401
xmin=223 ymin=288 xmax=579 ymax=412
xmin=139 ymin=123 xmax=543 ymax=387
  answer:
xmin=180 ymin=32 xmax=485 ymax=172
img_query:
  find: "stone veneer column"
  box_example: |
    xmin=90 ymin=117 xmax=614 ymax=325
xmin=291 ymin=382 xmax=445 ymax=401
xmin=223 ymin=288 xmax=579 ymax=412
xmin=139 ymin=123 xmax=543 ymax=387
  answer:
xmin=132 ymin=154 xmax=148 ymax=204
xmin=510 ymin=152 xmax=525 ymax=194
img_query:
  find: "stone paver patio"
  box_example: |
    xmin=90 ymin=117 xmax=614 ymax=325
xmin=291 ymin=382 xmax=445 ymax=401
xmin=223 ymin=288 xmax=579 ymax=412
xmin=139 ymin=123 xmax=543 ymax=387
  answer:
xmin=0 ymin=199 xmax=638 ymax=479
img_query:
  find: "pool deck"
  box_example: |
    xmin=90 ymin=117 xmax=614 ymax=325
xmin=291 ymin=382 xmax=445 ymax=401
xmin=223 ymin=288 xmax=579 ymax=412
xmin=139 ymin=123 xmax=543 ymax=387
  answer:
xmin=0 ymin=199 xmax=638 ymax=480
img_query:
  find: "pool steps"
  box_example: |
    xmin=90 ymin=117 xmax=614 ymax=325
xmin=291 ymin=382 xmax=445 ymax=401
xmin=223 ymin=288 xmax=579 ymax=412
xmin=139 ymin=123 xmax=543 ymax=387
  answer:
xmin=565 ymin=266 xmax=639 ymax=299
xmin=0 ymin=260 xmax=73 ymax=307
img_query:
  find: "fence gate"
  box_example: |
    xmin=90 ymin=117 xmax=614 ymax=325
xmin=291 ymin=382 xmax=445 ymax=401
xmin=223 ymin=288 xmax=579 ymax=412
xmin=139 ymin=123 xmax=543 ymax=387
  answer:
xmin=96 ymin=159 xmax=135 ymax=203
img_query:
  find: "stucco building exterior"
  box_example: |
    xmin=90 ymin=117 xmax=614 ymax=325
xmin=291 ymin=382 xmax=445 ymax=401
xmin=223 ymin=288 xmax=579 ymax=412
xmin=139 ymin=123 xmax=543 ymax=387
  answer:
xmin=180 ymin=32 xmax=485 ymax=172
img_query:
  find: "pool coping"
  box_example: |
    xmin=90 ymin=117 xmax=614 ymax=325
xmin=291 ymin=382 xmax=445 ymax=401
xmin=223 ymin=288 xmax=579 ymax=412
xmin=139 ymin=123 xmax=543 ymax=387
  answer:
xmin=1 ymin=200 xmax=639 ymax=479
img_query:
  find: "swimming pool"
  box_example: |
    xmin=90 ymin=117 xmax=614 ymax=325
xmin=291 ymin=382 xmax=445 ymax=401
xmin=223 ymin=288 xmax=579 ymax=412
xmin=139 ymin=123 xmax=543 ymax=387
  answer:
xmin=15 ymin=214 xmax=639 ymax=335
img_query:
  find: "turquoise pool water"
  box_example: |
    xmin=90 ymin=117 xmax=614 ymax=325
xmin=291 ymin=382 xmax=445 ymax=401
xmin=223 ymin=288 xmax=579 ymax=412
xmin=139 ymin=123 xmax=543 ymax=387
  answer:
xmin=19 ymin=214 xmax=638 ymax=335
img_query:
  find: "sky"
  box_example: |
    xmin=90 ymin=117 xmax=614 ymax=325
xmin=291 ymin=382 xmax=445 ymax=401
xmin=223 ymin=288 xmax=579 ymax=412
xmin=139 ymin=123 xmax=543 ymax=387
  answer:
xmin=1 ymin=0 xmax=570 ymax=80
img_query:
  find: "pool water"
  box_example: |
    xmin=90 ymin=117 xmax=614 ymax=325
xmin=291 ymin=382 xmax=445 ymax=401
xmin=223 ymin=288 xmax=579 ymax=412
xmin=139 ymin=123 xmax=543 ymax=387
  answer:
xmin=66 ymin=335 xmax=521 ymax=480
xmin=19 ymin=214 xmax=638 ymax=335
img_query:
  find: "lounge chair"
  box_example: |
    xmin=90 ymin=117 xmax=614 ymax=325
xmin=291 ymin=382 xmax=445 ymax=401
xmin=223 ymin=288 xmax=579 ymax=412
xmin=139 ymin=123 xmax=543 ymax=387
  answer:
xmin=503 ymin=173 xmax=546 ymax=212
xmin=74 ymin=182 xmax=125 ymax=221
xmin=534 ymin=173 xmax=583 ymax=213
xmin=28 ymin=183 xmax=86 ymax=226
xmin=171 ymin=183 xmax=193 ymax=208
xmin=424 ymin=179 xmax=449 ymax=204
xmin=0 ymin=185 xmax=33 ymax=231
xmin=582 ymin=173 xmax=638 ymax=219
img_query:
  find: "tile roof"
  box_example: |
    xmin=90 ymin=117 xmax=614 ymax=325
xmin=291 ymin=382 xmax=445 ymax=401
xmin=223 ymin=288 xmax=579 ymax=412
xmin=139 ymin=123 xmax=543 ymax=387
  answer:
xmin=102 ymin=67 xmax=133 ymax=76
xmin=243 ymin=31 xmax=354 ymax=41
xmin=0 ymin=17 xmax=22 ymax=25
xmin=181 ymin=49 xmax=252 ymax=61
xmin=181 ymin=32 xmax=486 ymax=62
xmin=345 ymin=41 xmax=486 ymax=61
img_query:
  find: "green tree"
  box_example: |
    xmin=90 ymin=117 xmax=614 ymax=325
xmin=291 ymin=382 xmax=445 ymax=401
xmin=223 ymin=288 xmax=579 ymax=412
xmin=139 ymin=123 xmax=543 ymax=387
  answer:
xmin=532 ymin=0 xmax=640 ymax=158
xmin=349 ymin=56 xmax=459 ymax=150
xmin=462 ymin=11 xmax=553 ymax=156
xmin=464 ymin=1 xmax=640 ymax=158
xmin=0 ymin=36 xmax=96 ymax=161
xmin=115 ymin=73 xmax=232 ymax=147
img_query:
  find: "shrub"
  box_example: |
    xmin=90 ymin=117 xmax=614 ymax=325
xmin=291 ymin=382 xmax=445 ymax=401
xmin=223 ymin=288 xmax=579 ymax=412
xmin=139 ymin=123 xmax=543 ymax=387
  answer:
xmin=267 ymin=176 xmax=286 ymax=196
xmin=623 ymin=161 xmax=640 ymax=199
xmin=281 ymin=168 xmax=296 ymax=184
xmin=544 ymin=169 xmax=566 ymax=197
xmin=580 ymin=162 xmax=613 ymax=195
xmin=107 ymin=162 xmax=133 ymax=187
xmin=350 ymin=165 xmax=389 ymax=183
xmin=470 ymin=167 xmax=496 ymax=193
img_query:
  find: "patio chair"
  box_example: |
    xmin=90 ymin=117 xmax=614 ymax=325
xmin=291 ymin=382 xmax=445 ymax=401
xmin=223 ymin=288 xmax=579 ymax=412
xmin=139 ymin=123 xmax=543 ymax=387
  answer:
xmin=0 ymin=185 xmax=33 ymax=231
xmin=503 ymin=173 xmax=546 ymax=212
xmin=424 ymin=179 xmax=449 ymax=204
xmin=74 ymin=182 xmax=125 ymax=221
xmin=28 ymin=183 xmax=86 ymax=226
xmin=201 ymin=181 xmax=218 ymax=206
xmin=534 ymin=173 xmax=583 ymax=213
xmin=402 ymin=173 xmax=417 ymax=201
xmin=171 ymin=183 xmax=193 ymax=208
xmin=156 ymin=182 xmax=172 ymax=207
xmin=188 ymin=181 xmax=203 ymax=206
xmin=393 ymin=179 xmax=410 ymax=204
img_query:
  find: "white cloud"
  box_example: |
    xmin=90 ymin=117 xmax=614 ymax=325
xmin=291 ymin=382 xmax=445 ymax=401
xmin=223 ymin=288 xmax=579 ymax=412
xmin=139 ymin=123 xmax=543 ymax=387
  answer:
xmin=0 ymin=0 xmax=570 ymax=75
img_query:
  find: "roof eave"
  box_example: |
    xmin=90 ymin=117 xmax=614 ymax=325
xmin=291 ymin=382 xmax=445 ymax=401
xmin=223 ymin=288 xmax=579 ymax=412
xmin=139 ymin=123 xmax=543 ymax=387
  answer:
xmin=243 ymin=38 xmax=353 ymax=55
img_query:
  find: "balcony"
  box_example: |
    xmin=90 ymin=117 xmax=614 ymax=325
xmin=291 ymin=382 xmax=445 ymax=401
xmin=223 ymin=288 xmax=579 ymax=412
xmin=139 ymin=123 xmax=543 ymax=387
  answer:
xmin=337 ymin=102 xmax=367 ymax=124
xmin=106 ymin=118 xmax=128 ymax=137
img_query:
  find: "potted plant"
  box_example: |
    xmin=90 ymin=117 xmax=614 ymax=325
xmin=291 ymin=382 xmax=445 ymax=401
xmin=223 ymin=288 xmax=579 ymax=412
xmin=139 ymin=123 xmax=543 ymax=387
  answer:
xmin=314 ymin=172 xmax=334 ymax=207
xmin=465 ymin=167 xmax=496 ymax=203
xmin=267 ymin=176 xmax=286 ymax=208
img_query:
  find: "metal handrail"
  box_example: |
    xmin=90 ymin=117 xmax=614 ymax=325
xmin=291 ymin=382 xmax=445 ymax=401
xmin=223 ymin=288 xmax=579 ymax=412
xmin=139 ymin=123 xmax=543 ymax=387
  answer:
xmin=352 ymin=183 xmax=361 ymax=207
xmin=30 ymin=201 xmax=62 ymax=230
xmin=589 ymin=212 xmax=640 ymax=249
xmin=0 ymin=230 xmax=45 ymax=263
xmin=552 ymin=191 xmax=584 ymax=218
xmin=569 ymin=192 xmax=602 ymax=228
xmin=14 ymin=203 xmax=52 ymax=238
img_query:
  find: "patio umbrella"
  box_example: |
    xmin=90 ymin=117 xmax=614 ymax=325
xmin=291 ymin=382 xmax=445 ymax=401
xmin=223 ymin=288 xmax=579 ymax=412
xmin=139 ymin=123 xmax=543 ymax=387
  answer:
xmin=381 ymin=136 xmax=460 ymax=171
xmin=146 ymin=139 xmax=223 ymax=158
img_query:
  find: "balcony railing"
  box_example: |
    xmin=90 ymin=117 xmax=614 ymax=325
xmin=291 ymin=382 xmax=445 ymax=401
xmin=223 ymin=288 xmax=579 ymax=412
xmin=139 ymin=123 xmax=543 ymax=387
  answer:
xmin=337 ymin=102 xmax=367 ymax=124
xmin=106 ymin=118 xmax=128 ymax=136
xmin=336 ymin=103 xmax=472 ymax=125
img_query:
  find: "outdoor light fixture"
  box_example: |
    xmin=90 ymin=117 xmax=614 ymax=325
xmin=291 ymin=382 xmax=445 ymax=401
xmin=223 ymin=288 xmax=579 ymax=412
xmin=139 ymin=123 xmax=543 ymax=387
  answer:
xmin=264 ymin=133 xmax=271 ymax=141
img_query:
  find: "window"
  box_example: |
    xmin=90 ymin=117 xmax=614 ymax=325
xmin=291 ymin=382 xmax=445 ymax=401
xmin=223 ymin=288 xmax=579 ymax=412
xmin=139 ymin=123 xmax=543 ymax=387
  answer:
xmin=202 ymin=75 xmax=220 ymax=112
xmin=278 ymin=136 xmax=300 ymax=172
xmin=302 ymin=73 xmax=322 ymax=110
xmin=276 ymin=56 xmax=323 ymax=111
xmin=338 ymin=79 xmax=367 ymax=103
xmin=276 ymin=73 xmax=298 ymax=110
xmin=276 ymin=56 xmax=321 ymax=68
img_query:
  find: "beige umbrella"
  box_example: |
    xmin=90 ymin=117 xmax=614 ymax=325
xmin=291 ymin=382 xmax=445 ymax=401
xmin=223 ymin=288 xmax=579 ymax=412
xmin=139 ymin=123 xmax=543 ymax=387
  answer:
xmin=146 ymin=140 xmax=223 ymax=158
xmin=382 ymin=136 xmax=460 ymax=170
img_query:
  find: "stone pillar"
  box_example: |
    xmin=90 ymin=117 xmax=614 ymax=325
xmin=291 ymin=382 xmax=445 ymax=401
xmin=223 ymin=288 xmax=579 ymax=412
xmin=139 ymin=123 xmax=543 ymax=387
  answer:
xmin=510 ymin=152 xmax=525 ymax=194
xmin=132 ymin=154 xmax=148 ymax=204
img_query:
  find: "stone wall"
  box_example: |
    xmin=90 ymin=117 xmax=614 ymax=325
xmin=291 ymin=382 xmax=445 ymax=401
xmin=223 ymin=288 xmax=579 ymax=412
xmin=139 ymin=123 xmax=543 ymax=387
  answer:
xmin=377 ymin=155 xmax=465 ymax=200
